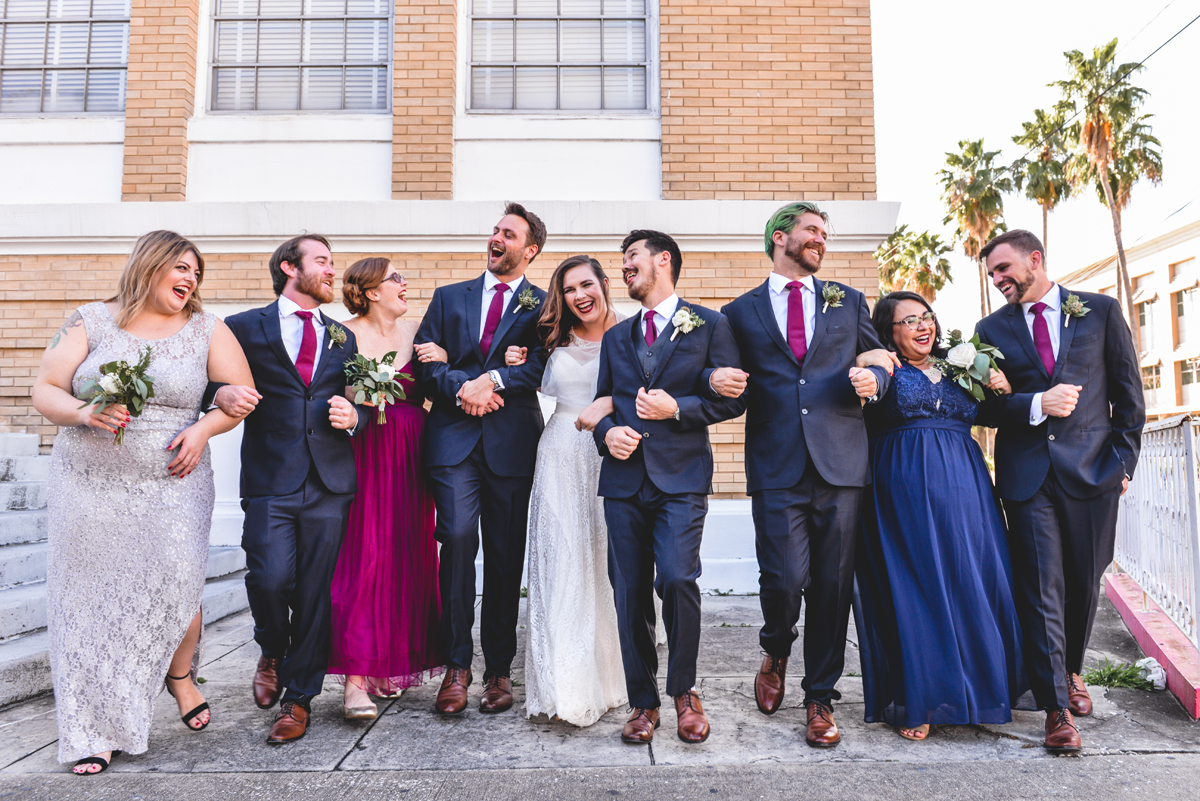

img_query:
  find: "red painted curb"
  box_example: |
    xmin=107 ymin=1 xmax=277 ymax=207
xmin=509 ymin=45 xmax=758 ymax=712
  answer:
xmin=1105 ymin=572 xmax=1200 ymax=720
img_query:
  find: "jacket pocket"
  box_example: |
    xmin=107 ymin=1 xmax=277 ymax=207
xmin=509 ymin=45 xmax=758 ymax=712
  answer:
xmin=826 ymin=325 xmax=850 ymax=335
xmin=1074 ymin=333 xmax=1098 ymax=345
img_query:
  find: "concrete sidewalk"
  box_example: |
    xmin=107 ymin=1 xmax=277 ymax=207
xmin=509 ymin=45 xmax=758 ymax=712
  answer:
xmin=3 ymin=594 xmax=1199 ymax=799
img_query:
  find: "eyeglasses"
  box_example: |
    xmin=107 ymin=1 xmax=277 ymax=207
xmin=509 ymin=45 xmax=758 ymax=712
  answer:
xmin=892 ymin=311 xmax=937 ymax=330
xmin=378 ymin=273 xmax=405 ymax=285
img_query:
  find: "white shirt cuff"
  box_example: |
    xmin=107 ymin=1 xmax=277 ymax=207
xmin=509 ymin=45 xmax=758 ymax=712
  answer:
xmin=1030 ymin=392 xmax=1048 ymax=426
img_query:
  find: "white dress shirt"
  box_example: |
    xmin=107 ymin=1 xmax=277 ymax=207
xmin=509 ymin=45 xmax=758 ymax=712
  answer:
xmin=1022 ymin=283 xmax=1061 ymax=426
xmin=480 ymin=271 xmax=525 ymax=338
xmin=640 ymin=293 xmax=681 ymax=341
xmin=767 ymin=272 xmax=816 ymax=344
xmin=278 ymin=293 xmax=326 ymax=374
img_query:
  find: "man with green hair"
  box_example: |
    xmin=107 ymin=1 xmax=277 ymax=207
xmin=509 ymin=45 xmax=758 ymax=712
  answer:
xmin=708 ymin=201 xmax=895 ymax=748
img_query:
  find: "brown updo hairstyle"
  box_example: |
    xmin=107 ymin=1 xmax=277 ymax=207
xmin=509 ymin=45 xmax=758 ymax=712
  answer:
xmin=538 ymin=254 xmax=614 ymax=354
xmin=342 ymin=257 xmax=391 ymax=316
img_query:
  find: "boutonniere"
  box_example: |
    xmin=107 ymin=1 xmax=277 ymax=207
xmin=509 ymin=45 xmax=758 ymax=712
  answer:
xmin=515 ymin=286 xmax=540 ymax=314
xmin=327 ymin=322 xmax=347 ymax=350
xmin=670 ymin=308 xmax=705 ymax=341
xmin=821 ymin=282 xmax=846 ymax=313
xmin=1062 ymin=294 xmax=1090 ymax=328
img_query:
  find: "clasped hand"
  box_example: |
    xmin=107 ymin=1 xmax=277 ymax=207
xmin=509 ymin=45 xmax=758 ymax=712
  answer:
xmin=213 ymin=384 xmax=262 ymax=418
xmin=848 ymin=367 xmax=877 ymax=399
xmin=1042 ymin=383 xmax=1082 ymax=418
xmin=636 ymin=387 xmax=678 ymax=420
xmin=458 ymin=374 xmax=503 ymax=417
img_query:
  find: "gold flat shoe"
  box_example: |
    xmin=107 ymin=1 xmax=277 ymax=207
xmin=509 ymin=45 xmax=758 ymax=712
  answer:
xmin=342 ymin=703 xmax=378 ymax=720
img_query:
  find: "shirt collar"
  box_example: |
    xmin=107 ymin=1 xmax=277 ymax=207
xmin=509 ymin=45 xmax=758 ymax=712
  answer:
xmin=768 ymin=272 xmax=814 ymax=295
xmin=645 ymin=293 xmax=680 ymax=324
xmin=484 ymin=271 xmax=524 ymax=295
xmin=1021 ymin=282 xmax=1060 ymax=316
xmin=278 ymin=293 xmax=323 ymax=324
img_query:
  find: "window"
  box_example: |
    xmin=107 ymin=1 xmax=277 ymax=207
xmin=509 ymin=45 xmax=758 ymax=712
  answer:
xmin=469 ymin=0 xmax=649 ymax=111
xmin=1181 ymin=359 xmax=1200 ymax=407
xmin=0 ymin=0 xmax=129 ymax=113
xmin=1172 ymin=258 xmax=1196 ymax=283
xmin=210 ymin=0 xmax=390 ymax=112
xmin=1138 ymin=298 xmax=1156 ymax=353
xmin=1143 ymin=364 xmax=1161 ymax=407
xmin=1177 ymin=287 xmax=1199 ymax=346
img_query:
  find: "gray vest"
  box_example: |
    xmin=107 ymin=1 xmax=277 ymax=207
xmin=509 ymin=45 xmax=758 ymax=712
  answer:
xmin=632 ymin=313 xmax=671 ymax=384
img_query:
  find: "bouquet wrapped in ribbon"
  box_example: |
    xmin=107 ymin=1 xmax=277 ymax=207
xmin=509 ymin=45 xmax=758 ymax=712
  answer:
xmin=76 ymin=345 xmax=156 ymax=445
xmin=930 ymin=329 xmax=1004 ymax=401
xmin=344 ymin=351 xmax=412 ymax=425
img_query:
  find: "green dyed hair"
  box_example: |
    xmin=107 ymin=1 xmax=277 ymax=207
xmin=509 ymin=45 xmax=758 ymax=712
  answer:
xmin=764 ymin=201 xmax=829 ymax=259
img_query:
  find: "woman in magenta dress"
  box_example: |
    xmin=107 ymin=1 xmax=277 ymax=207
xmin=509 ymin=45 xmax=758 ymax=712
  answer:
xmin=329 ymin=257 xmax=444 ymax=719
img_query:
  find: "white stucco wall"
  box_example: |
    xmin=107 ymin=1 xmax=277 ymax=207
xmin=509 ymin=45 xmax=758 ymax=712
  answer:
xmin=0 ymin=117 xmax=124 ymax=204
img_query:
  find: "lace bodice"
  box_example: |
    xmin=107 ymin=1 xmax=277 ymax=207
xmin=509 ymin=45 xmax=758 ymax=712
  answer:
xmin=868 ymin=363 xmax=979 ymax=432
xmin=541 ymin=333 xmax=605 ymax=413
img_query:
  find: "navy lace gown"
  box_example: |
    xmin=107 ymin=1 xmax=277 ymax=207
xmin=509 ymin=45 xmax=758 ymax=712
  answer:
xmin=854 ymin=364 xmax=1026 ymax=728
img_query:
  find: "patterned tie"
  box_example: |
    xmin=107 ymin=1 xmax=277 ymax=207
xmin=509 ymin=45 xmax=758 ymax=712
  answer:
xmin=1031 ymin=301 xmax=1056 ymax=377
xmin=785 ymin=281 xmax=808 ymax=363
xmin=479 ymin=282 xmax=511 ymax=356
xmin=643 ymin=309 xmax=657 ymax=347
xmin=294 ymin=310 xmax=317 ymax=386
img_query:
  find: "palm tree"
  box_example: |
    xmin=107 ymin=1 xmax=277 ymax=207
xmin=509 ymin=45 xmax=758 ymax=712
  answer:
xmin=1054 ymin=38 xmax=1163 ymax=351
xmin=939 ymin=139 xmax=1012 ymax=317
xmin=1011 ymin=107 xmax=1073 ymax=265
xmin=875 ymin=224 xmax=954 ymax=302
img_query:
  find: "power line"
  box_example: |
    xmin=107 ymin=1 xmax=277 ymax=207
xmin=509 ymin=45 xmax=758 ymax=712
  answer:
xmin=1115 ymin=0 xmax=1179 ymax=59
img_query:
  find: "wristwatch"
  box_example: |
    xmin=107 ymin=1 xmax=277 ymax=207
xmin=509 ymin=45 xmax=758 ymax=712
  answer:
xmin=673 ymin=406 xmax=681 ymax=421
xmin=487 ymin=370 xmax=504 ymax=392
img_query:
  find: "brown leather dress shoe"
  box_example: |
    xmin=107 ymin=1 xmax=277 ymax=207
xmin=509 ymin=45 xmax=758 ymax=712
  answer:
xmin=1044 ymin=708 xmax=1082 ymax=753
xmin=805 ymin=700 xmax=840 ymax=748
xmin=755 ymin=655 xmax=788 ymax=715
xmin=674 ymin=690 xmax=710 ymax=744
xmin=479 ymin=674 xmax=514 ymax=713
xmin=434 ymin=667 xmax=472 ymax=715
xmin=621 ymin=707 xmax=660 ymax=743
xmin=1067 ymin=673 xmax=1093 ymax=716
xmin=253 ymin=656 xmax=282 ymax=709
xmin=266 ymin=701 xmax=309 ymax=744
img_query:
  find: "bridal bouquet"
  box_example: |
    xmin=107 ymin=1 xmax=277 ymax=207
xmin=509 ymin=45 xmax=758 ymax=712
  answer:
xmin=930 ymin=330 xmax=1004 ymax=401
xmin=344 ymin=351 xmax=412 ymax=425
xmin=76 ymin=345 xmax=156 ymax=445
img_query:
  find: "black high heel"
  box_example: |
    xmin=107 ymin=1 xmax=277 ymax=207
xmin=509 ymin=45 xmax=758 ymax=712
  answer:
xmin=73 ymin=750 xmax=122 ymax=775
xmin=165 ymin=672 xmax=211 ymax=731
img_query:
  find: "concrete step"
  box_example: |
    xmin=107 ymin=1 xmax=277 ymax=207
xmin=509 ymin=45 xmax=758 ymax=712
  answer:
xmin=0 ymin=541 xmax=45 ymax=589
xmin=0 ymin=510 xmax=47 ymax=546
xmin=0 ymin=483 xmax=48 ymax=512
xmin=205 ymin=546 xmax=246 ymax=581
xmin=0 ymin=435 xmax=39 ymax=458
xmin=0 ymin=456 xmax=50 ymax=483
xmin=0 ymin=581 xmax=44 ymax=641
xmin=202 ymin=570 xmax=248 ymax=624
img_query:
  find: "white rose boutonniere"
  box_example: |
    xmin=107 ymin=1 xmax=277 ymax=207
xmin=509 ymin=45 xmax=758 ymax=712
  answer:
xmin=670 ymin=308 xmax=705 ymax=341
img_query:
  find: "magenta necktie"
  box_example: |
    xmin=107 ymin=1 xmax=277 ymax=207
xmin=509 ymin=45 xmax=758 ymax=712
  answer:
xmin=294 ymin=310 xmax=317 ymax=386
xmin=786 ymin=281 xmax=808 ymax=362
xmin=643 ymin=310 xmax=657 ymax=347
xmin=1031 ymin=301 xmax=1056 ymax=377
xmin=479 ymin=282 xmax=511 ymax=355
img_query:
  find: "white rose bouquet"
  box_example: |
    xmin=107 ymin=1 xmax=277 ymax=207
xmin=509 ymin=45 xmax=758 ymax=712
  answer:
xmin=343 ymin=351 xmax=412 ymax=425
xmin=930 ymin=330 xmax=1004 ymax=402
xmin=76 ymin=345 xmax=156 ymax=445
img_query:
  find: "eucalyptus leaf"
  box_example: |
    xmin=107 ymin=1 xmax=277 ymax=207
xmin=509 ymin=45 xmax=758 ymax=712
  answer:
xmin=970 ymin=382 xmax=985 ymax=401
xmin=354 ymin=390 xmax=366 ymax=404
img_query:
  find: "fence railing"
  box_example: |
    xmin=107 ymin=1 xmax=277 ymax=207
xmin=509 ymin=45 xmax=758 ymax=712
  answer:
xmin=1114 ymin=414 xmax=1200 ymax=649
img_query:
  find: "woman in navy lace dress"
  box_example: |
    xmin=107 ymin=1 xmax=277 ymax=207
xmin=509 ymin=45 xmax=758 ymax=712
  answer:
xmin=854 ymin=291 xmax=1025 ymax=741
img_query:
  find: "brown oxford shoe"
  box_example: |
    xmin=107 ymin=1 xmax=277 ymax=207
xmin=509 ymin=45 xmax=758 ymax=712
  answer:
xmin=253 ymin=656 xmax=282 ymax=709
xmin=479 ymin=674 xmax=514 ymax=713
xmin=621 ymin=707 xmax=661 ymax=743
xmin=755 ymin=655 xmax=788 ymax=715
xmin=805 ymin=699 xmax=840 ymax=748
xmin=434 ymin=667 xmax=472 ymax=715
xmin=266 ymin=701 xmax=309 ymax=744
xmin=1067 ymin=673 xmax=1093 ymax=716
xmin=1044 ymin=708 xmax=1082 ymax=753
xmin=674 ymin=690 xmax=710 ymax=744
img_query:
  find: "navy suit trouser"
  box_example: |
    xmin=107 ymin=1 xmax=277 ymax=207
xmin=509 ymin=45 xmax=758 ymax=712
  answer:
xmin=1003 ymin=467 xmax=1120 ymax=710
xmin=427 ymin=440 xmax=533 ymax=677
xmin=752 ymin=460 xmax=860 ymax=703
xmin=241 ymin=465 xmax=355 ymax=697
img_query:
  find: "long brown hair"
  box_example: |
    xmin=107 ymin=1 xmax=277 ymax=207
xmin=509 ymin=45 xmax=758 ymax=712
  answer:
xmin=109 ymin=230 xmax=205 ymax=328
xmin=538 ymin=255 xmax=613 ymax=354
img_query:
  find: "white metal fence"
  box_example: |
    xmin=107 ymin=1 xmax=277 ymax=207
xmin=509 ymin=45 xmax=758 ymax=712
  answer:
xmin=1115 ymin=414 xmax=1200 ymax=649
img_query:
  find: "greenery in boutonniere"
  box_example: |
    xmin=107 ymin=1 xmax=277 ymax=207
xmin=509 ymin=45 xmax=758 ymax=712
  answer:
xmin=327 ymin=322 xmax=347 ymax=349
xmin=344 ymin=351 xmax=412 ymax=425
xmin=1062 ymin=294 xmax=1090 ymax=328
xmin=515 ymin=286 xmax=540 ymax=314
xmin=928 ymin=329 xmax=1005 ymax=402
xmin=76 ymin=345 xmax=155 ymax=446
xmin=670 ymin=308 xmax=705 ymax=341
xmin=821 ymin=282 xmax=846 ymax=313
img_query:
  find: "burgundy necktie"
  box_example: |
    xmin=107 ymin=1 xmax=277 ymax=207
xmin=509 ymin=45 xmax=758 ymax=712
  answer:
xmin=643 ymin=309 xmax=657 ymax=347
xmin=294 ymin=310 xmax=317 ymax=386
xmin=1031 ymin=301 xmax=1056 ymax=377
xmin=479 ymin=282 xmax=511 ymax=355
xmin=785 ymin=281 xmax=808 ymax=362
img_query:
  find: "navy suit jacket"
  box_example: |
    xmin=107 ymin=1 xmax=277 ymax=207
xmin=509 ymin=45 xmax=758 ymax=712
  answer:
xmin=413 ymin=275 xmax=548 ymax=477
xmin=718 ymin=279 xmax=891 ymax=493
xmin=223 ymin=302 xmax=361 ymax=498
xmin=975 ymin=286 xmax=1144 ymax=502
xmin=593 ymin=301 xmax=745 ymax=498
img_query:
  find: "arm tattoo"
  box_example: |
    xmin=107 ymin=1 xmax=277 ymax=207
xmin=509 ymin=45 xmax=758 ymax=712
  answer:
xmin=49 ymin=311 xmax=83 ymax=350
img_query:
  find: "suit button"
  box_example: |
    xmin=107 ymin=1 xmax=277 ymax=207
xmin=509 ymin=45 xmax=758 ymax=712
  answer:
xmin=308 ymin=428 xmax=314 ymax=435
xmin=801 ymin=409 xmax=809 ymax=415
xmin=643 ymin=431 xmax=651 ymax=438
xmin=307 ymin=395 xmax=313 ymax=401
xmin=1048 ymin=434 xmax=1055 ymax=441
xmin=645 ymin=373 xmax=651 ymax=380
xmin=799 ymin=379 xmax=807 ymax=385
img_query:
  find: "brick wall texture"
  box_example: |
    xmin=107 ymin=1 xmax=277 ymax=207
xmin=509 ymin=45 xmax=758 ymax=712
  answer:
xmin=0 ymin=249 xmax=879 ymax=497
xmin=659 ymin=0 xmax=877 ymax=200
xmin=120 ymin=0 xmax=199 ymax=201
xmin=392 ymin=0 xmax=457 ymax=198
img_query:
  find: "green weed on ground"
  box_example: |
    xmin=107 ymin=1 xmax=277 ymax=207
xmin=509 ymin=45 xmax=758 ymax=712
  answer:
xmin=1082 ymin=658 xmax=1154 ymax=691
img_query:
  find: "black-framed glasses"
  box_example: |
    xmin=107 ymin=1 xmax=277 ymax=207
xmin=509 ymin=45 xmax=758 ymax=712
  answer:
xmin=892 ymin=311 xmax=936 ymax=330
xmin=378 ymin=273 xmax=405 ymax=285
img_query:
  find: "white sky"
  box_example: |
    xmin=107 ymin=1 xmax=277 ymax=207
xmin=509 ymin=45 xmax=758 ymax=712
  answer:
xmin=871 ymin=0 xmax=1200 ymax=334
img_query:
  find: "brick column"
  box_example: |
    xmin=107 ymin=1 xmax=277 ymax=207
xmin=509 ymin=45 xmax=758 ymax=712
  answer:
xmin=120 ymin=0 xmax=199 ymax=201
xmin=392 ymin=0 xmax=457 ymax=198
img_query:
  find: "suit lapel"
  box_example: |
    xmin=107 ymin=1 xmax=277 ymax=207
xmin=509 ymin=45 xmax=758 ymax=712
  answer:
xmin=803 ymin=278 xmax=829 ymax=367
xmin=647 ymin=302 xmax=687 ymax=388
xmin=752 ymin=280 xmax=798 ymax=365
xmin=1051 ymin=285 xmax=1078 ymax=382
xmin=465 ymin=275 xmax=485 ymax=362
xmin=1006 ymin=303 xmax=1048 ymax=379
xmin=310 ymin=316 xmax=344 ymax=385
xmin=260 ymin=302 xmax=306 ymax=387
xmin=485 ymin=280 xmax=526 ymax=362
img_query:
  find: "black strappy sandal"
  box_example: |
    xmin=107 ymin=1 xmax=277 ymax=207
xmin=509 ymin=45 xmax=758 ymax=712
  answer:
xmin=165 ymin=672 xmax=211 ymax=731
xmin=73 ymin=750 xmax=121 ymax=775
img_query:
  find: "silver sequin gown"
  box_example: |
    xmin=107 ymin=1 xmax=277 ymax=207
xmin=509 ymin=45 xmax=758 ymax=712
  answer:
xmin=47 ymin=302 xmax=216 ymax=763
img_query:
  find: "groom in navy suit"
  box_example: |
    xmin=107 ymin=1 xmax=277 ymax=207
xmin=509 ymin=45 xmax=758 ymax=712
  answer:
xmin=414 ymin=202 xmax=549 ymax=716
xmin=976 ymin=229 xmax=1143 ymax=753
xmin=594 ymin=230 xmax=745 ymax=745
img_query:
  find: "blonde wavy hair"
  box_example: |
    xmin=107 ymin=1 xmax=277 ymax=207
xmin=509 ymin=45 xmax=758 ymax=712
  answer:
xmin=109 ymin=231 xmax=205 ymax=328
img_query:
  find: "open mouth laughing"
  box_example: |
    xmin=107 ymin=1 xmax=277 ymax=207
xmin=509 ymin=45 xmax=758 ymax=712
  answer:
xmin=172 ymin=284 xmax=191 ymax=301
xmin=574 ymin=296 xmax=596 ymax=316
xmin=912 ymin=330 xmax=934 ymax=348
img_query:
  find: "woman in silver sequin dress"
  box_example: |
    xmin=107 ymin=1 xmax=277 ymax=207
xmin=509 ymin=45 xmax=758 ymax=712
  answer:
xmin=32 ymin=231 xmax=255 ymax=774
